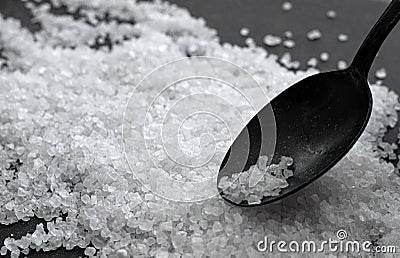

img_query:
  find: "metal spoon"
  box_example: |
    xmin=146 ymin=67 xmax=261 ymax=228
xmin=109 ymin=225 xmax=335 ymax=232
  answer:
xmin=218 ymin=0 xmax=400 ymax=207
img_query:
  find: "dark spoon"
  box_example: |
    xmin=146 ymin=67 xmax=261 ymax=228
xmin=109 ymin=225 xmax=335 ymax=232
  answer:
xmin=218 ymin=0 xmax=400 ymax=207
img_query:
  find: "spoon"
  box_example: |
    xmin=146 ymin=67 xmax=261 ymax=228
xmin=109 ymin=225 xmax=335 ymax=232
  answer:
xmin=218 ymin=0 xmax=400 ymax=207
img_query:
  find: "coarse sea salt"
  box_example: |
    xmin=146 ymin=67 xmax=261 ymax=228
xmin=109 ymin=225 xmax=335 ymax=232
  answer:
xmin=320 ymin=52 xmax=330 ymax=62
xmin=307 ymin=29 xmax=322 ymax=41
xmin=0 ymin=0 xmax=400 ymax=257
xmin=326 ymin=10 xmax=337 ymax=19
xmin=218 ymin=156 xmax=294 ymax=205
xmin=282 ymin=39 xmax=296 ymax=49
xmin=283 ymin=30 xmax=293 ymax=39
xmin=337 ymin=60 xmax=348 ymax=70
xmin=307 ymin=57 xmax=318 ymax=68
xmin=375 ymin=67 xmax=387 ymax=80
xmin=263 ymin=34 xmax=282 ymax=47
xmin=240 ymin=27 xmax=250 ymax=37
xmin=281 ymin=2 xmax=293 ymax=12
xmin=338 ymin=33 xmax=349 ymax=42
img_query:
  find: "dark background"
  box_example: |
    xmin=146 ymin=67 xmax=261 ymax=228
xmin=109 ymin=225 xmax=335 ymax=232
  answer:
xmin=0 ymin=0 xmax=398 ymax=257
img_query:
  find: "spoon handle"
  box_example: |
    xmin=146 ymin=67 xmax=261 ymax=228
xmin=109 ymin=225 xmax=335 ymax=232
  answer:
xmin=351 ymin=0 xmax=400 ymax=77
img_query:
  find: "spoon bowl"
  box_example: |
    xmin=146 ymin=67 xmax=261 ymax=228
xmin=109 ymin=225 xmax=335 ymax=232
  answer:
xmin=218 ymin=0 xmax=400 ymax=206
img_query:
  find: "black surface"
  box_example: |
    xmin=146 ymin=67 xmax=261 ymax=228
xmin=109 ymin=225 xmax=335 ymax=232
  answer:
xmin=0 ymin=0 xmax=399 ymax=257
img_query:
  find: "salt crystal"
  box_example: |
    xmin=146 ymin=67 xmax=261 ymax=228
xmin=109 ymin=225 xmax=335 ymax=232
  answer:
xmin=81 ymin=194 xmax=91 ymax=204
xmin=16 ymin=146 xmax=25 ymax=155
xmin=89 ymin=218 xmax=103 ymax=231
xmin=199 ymin=219 xmax=208 ymax=230
xmin=204 ymin=206 xmax=224 ymax=216
xmin=245 ymin=37 xmax=255 ymax=47
xmin=144 ymin=193 xmax=153 ymax=200
xmin=219 ymin=156 xmax=293 ymax=204
xmin=116 ymin=249 xmax=128 ymax=257
xmin=320 ymin=52 xmax=329 ymax=62
xmin=239 ymin=27 xmax=250 ymax=37
xmin=282 ymin=2 xmax=293 ymax=11
xmin=233 ymin=213 xmax=243 ymax=225
xmin=375 ymin=68 xmax=387 ymax=80
xmin=279 ymin=52 xmax=300 ymax=70
xmin=338 ymin=33 xmax=349 ymax=42
xmin=11 ymin=249 xmax=20 ymax=258
xmin=307 ymin=29 xmax=322 ymax=41
xmin=307 ymin=57 xmax=318 ymax=67
xmin=263 ymin=34 xmax=282 ymax=47
xmin=326 ymin=10 xmax=337 ymax=19
xmin=159 ymin=221 xmax=173 ymax=231
xmin=0 ymin=246 xmax=7 ymax=256
xmin=84 ymin=247 xmax=96 ymax=256
xmin=283 ymin=39 xmax=295 ymax=49
xmin=257 ymin=156 xmax=269 ymax=170
xmin=212 ymin=221 xmax=223 ymax=233
xmin=283 ymin=31 xmax=293 ymax=38
xmin=172 ymin=231 xmax=187 ymax=248
xmin=337 ymin=60 xmax=347 ymax=70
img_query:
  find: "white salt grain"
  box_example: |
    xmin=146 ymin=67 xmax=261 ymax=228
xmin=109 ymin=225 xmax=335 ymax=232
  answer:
xmin=212 ymin=221 xmax=224 ymax=233
xmin=116 ymin=249 xmax=128 ymax=257
xmin=263 ymin=34 xmax=282 ymax=47
xmin=245 ymin=37 xmax=256 ymax=47
xmin=282 ymin=2 xmax=293 ymax=12
xmin=219 ymin=156 xmax=294 ymax=204
xmin=326 ymin=10 xmax=337 ymax=19
xmin=307 ymin=57 xmax=318 ymax=67
xmin=233 ymin=213 xmax=243 ymax=225
xmin=240 ymin=27 xmax=250 ymax=37
xmin=307 ymin=29 xmax=322 ymax=41
xmin=0 ymin=246 xmax=7 ymax=256
xmin=337 ymin=60 xmax=347 ymax=70
xmin=320 ymin=52 xmax=330 ymax=62
xmin=279 ymin=52 xmax=301 ymax=70
xmin=338 ymin=33 xmax=349 ymax=42
xmin=84 ymin=247 xmax=96 ymax=256
xmin=283 ymin=39 xmax=296 ymax=49
xmin=375 ymin=67 xmax=387 ymax=80
xmin=284 ymin=30 xmax=293 ymax=38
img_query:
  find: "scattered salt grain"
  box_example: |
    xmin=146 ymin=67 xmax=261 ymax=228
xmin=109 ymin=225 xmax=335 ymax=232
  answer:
xmin=219 ymin=156 xmax=294 ymax=204
xmin=84 ymin=247 xmax=96 ymax=256
xmin=282 ymin=2 xmax=293 ymax=12
xmin=338 ymin=33 xmax=349 ymax=42
xmin=375 ymin=67 xmax=387 ymax=80
xmin=337 ymin=60 xmax=347 ymax=70
xmin=307 ymin=29 xmax=322 ymax=41
xmin=240 ymin=27 xmax=250 ymax=37
xmin=0 ymin=246 xmax=7 ymax=256
xmin=320 ymin=52 xmax=330 ymax=62
xmin=212 ymin=221 xmax=224 ymax=233
xmin=307 ymin=57 xmax=318 ymax=67
xmin=279 ymin=52 xmax=300 ymax=70
xmin=283 ymin=31 xmax=293 ymax=38
xmin=326 ymin=10 xmax=337 ymax=19
xmin=245 ymin=37 xmax=256 ymax=47
xmin=263 ymin=34 xmax=282 ymax=47
xmin=283 ymin=39 xmax=296 ymax=49
xmin=116 ymin=249 xmax=128 ymax=257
